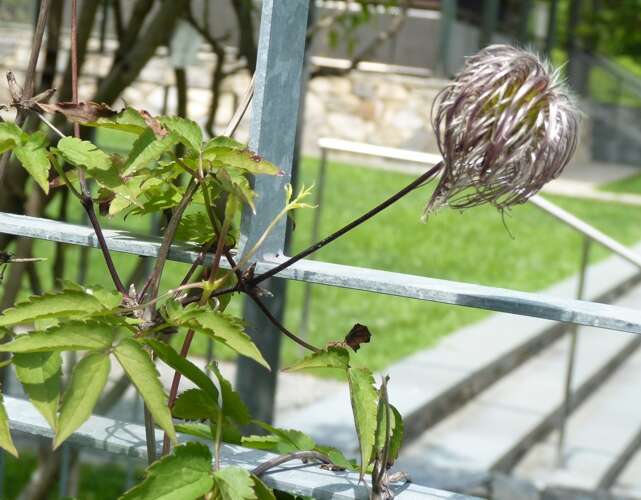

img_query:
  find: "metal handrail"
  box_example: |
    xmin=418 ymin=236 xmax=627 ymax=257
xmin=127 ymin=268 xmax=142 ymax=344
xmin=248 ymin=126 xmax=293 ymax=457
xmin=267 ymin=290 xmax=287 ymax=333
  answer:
xmin=316 ymin=137 xmax=641 ymax=271
xmin=312 ymin=138 xmax=641 ymax=466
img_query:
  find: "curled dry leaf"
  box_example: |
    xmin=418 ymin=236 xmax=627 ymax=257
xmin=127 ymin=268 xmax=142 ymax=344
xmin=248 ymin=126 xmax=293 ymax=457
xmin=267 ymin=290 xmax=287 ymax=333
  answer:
xmin=37 ymin=101 xmax=117 ymax=123
xmin=138 ymin=109 xmax=168 ymax=138
xmin=345 ymin=323 xmax=371 ymax=352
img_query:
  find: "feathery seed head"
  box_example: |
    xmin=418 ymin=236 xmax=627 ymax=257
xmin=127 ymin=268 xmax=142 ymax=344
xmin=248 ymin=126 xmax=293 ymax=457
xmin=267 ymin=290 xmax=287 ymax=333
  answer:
xmin=425 ymin=45 xmax=579 ymax=218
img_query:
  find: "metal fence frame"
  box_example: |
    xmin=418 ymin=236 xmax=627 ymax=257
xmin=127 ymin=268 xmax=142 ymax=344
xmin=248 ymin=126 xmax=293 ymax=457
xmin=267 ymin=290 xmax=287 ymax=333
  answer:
xmin=0 ymin=3 xmax=641 ymax=499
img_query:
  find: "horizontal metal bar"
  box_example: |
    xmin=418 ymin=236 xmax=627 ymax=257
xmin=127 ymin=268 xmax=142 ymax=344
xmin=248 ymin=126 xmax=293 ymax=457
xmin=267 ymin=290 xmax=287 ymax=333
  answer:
xmin=529 ymin=195 xmax=641 ymax=270
xmin=318 ymin=138 xmax=442 ymax=165
xmin=1 ymin=212 xmax=641 ymax=335
xmin=5 ymin=396 xmax=475 ymax=499
xmin=319 ymin=138 xmax=641 ymax=272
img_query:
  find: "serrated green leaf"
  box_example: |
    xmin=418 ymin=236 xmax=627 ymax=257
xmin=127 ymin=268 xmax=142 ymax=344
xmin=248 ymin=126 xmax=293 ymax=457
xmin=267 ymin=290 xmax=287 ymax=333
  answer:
xmin=123 ymin=128 xmax=179 ymax=176
xmin=174 ymin=422 xmax=213 ymax=440
xmin=388 ymin=405 xmax=404 ymax=465
xmin=58 ymin=136 xmax=112 ymax=171
xmin=212 ymin=467 xmax=256 ymax=500
xmin=283 ymin=346 xmax=350 ymax=373
xmin=77 ymin=285 xmax=123 ymax=309
xmin=84 ymin=107 xmax=148 ymax=135
xmin=159 ymin=116 xmax=202 ymax=152
xmin=0 ymin=289 xmax=119 ymax=327
xmin=0 ymin=394 xmax=18 ymax=457
xmin=0 ymin=321 xmax=116 ymax=353
xmin=244 ymin=422 xmax=315 ymax=453
xmin=172 ymin=388 xmax=219 ymax=421
xmin=14 ymin=351 xmax=61 ymax=429
xmin=205 ymin=147 xmax=282 ymax=176
xmin=315 ymin=445 xmax=358 ymax=471
xmin=169 ymin=305 xmax=269 ymax=370
xmin=0 ymin=122 xmax=24 ymax=154
xmin=176 ymin=212 xmax=215 ymax=244
xmin=14 ymin=132 xmax=50 ymax=193
xmin=251 ymin=476 xmax=275 ymax=500
xmin=145 ymin=339 xmax=218 ymax=401
xmin=348 ymin=367 xmax=378 ymax=480
xmin=54 ymin=352 xmax=110 ymax=448
xmin=216 ymin=168 xmax=255 ymax=212
xmin=119 ymin=442 xmax=213 ymax=500
xmin=114 ymin=339 xmax=175 ymax=443
xmin=210 ymin=363 xmax=250 ymax=425
xmin=204 ymin=136 xmax=244 ymax=151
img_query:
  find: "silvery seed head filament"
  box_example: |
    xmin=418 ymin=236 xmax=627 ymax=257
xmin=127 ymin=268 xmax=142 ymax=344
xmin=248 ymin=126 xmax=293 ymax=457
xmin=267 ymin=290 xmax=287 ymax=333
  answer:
xmin=425 ymin=45 xmax=579 ymax=218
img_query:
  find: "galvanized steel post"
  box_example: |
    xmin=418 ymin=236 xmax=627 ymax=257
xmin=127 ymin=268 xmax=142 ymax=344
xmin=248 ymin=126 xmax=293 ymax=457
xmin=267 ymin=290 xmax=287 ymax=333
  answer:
xmin=236 ymin=1 xmax=310 ymax=423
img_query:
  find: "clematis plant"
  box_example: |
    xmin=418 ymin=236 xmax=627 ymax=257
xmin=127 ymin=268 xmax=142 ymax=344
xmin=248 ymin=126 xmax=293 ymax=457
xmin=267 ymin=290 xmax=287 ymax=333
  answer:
xmin=0 ymin=43 xmax=578 ymax=500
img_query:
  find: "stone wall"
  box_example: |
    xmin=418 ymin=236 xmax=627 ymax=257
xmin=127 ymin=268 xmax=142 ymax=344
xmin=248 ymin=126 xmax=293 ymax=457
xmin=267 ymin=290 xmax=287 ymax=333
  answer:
xmin=0 ymin=25 xmax=592 ymax=165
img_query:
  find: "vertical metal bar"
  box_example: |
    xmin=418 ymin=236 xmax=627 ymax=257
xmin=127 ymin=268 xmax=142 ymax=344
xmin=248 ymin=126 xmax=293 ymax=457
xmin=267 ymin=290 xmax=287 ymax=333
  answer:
xmin=438 ymin=0 xmax=456 ymax=76
xmin=544 ymin=0 xmax=559 ymax=56
xmin=557 ymin=236 xmax=591 ymax=466
xmin=236 ymin=1 xmax=310 ymax=424
xmin=517 ymin=0 xmax=532 ymax=45
xmin=59 ymin=443 xmax=71 ymax=497
xmin=298 ymin=149 xmax=329 ymax=350
xmin=480 ymin=0 xmax=499 ymax=48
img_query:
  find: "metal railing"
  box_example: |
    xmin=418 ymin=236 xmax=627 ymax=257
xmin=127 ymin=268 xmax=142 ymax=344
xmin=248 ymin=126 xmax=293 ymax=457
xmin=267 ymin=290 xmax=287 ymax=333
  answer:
xmin=1 ymin=2 xmax=641 ymax=497
xmin=309 ymin=137 xmax=641 ymax=465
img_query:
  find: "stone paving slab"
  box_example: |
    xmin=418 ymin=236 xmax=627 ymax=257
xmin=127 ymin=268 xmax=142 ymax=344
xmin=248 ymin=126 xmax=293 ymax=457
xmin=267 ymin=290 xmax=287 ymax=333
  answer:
xmin=275 ymin=244 xmax=641 ymax=455
xmin=395 ymin=321 xmax=638 ymax=493
xmin=513 ymin=338 xmax=641 ymax=493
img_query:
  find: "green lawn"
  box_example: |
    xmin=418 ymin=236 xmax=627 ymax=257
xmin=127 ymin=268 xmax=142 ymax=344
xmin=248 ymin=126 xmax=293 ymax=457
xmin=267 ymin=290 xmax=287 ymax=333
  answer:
xmin=6 ymin=156 xmax=641 ymax=373
xmin=601 ymin=172 xmax=641 ymax=194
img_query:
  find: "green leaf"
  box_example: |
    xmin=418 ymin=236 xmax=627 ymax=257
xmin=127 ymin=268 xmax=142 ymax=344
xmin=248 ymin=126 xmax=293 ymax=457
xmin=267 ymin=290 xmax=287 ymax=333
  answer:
xmin=215 ymin=168 xmax=255 ymax=212
xmin=119 ymin=442 xmax=213 ymax=500
xmin=0 ymin=289 xmax=120 ymax=327
xmin=243 ymin=422 xmax=314 ymax=454
xmin=84 ymin=107 xmax=148 ymax=135
xmin=159 ymin=116 xmax=202 ymax=152
xmin=54 ymin=352 xmax=110 ymax=448
xmin=14 ymin=351 xmax=61 ymax=429
xmin=204 ymin=147 xmax=282 ymax=176
xmin=145 ymin=339 xmax=218 ymax=401
xmin=283 ymin=346 xmax=350 ymax=373
xmin=204 ymin=136 xmax=244 ymax=151
xmin=212 ymin=467 xmax=256 ymax=500
xmin=168 ymin=305 xmax=269 ymax=370
xmin=114 ymin=339 xmax=176 ymax=443
xmin=174 ymin=422 xmax=213 ymax=440
xmin=210 ymin=363 xmax=250 ymax=425
xmin=123 ymin=128 xmax=179 ymax=176
xmin=78 ymin=284 xmax=123 ymax=310
xmin=315 ymin=445 xmax=358 ymax=471
xmin=347 ymin=367 xmax=378 ymax=480
xmin=387 ymin=405 xmax=404 ymax=465
xmin=176 ymin=212 xmax=215 ymax=244
xmin=251 ymin=476 xmax=275 ymax=500
xmin=14 ymin=132 xmax=50 ymax=193
xmin=0 ymin=321 xmax=116 ymax=353
xmin=0 ymin=394 xmax=18 ymax=457
xmin=172 ymin=388 xmax=219 ymax=421
xmin=57 ymin=136 xmax=112 ymax=171
xmin=0 ymin=122 xmax=24 ymax=154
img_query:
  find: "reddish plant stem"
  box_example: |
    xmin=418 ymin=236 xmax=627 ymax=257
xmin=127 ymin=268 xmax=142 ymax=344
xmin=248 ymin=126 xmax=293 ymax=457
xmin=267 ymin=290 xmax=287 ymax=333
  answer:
xmin=161 ymin=209 xmax=232 ymax=456
xmin=69 ymin=0 xmax=126 ymax=295
xmin=204 ymin=163 xmax=443 ymax=301
xmin=251 ymin=451 xmax=338 ymax=477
